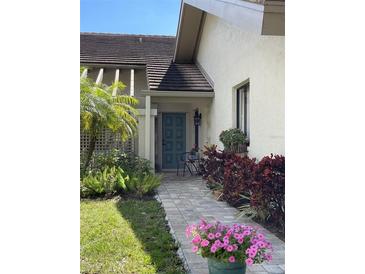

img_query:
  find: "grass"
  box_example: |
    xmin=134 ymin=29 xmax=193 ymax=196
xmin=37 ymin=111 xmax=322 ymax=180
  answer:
xmin=80 ymin=198 xmax=186 ymax=274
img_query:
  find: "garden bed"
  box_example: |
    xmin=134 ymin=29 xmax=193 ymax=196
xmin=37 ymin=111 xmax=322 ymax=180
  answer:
xmin=80 ymin=197 xmax=186 ymax=274
xmin=200 ymin=145 xmax=285 ymax=241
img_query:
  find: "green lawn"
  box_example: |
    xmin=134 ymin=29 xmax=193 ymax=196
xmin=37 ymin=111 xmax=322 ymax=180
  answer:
xmin=80 ymin=198 xmax=186 ymax=274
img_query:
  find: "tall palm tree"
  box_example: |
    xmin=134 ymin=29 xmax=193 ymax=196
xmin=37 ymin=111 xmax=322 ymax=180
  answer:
xmin=80 ymin=68 xmax=139 ymax=177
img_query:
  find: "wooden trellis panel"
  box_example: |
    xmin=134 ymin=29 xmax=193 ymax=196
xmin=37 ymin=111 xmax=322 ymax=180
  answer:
xmin=80 ymin=128 xmax=135 ymax=154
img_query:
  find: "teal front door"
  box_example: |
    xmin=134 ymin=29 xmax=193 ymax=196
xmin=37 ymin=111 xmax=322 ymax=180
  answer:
xmin=162 ymin=113 xmax=186 ymax=169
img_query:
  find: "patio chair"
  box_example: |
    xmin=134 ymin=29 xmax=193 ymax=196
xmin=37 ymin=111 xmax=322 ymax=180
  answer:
xmin=176 ymin=152 xmax=200 ymax=176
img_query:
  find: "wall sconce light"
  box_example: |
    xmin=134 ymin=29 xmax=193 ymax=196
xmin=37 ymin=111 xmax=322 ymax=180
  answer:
xmin=194 ymin=109 xmax=202 ymax=127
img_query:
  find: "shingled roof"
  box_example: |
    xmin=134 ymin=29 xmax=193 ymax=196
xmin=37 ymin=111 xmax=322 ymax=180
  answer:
xmin=80 ymin=33 xmax=213 ymax=92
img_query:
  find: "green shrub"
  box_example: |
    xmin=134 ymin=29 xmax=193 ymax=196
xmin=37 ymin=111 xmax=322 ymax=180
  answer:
xmin=219 ymin=128 xmax=248 ymax=153
xmin=81 ymin=166 xmax=127 ymax=198
xmin=81 ymin=150 xmax=152 ymax=178
xmin=125 ymin=174 xmax=162 ymax=198
xmin=117 ymin=153 xmax=153 ymax=176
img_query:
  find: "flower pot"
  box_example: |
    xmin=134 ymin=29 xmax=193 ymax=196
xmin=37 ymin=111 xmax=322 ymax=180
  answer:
xmin=207 ymin=258 xmax=246 ymax=274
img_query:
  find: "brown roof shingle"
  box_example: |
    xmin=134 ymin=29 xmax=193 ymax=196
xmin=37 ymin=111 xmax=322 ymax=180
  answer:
xmin=80 ymin=33 xmax=213 ymax=92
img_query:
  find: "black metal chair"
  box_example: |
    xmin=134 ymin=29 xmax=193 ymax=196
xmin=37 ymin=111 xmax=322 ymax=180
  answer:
xmin=176 ymin=152 xmax=200 ymax=176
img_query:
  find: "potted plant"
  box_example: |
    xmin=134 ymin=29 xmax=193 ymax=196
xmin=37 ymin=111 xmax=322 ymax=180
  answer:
xmin=186 ymin=219 xmax=273 ymax=274
xmin=219 ymin=129 xmax=248 ymax=154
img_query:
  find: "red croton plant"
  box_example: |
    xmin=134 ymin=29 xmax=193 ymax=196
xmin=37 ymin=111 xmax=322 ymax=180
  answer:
xmin=201 ymin=146 xmax=285 ymax=231
xmin=223 ymin=155 xmax=256 ymax=206
xmin=200 ymin=145 xmax=233 ymax=187
xmin=251 ymin=154 xmax=285 ymax=230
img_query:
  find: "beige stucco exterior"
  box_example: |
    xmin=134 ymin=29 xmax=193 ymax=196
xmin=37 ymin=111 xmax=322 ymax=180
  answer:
xmin=195 ymin=14 xmax=285 ymax=159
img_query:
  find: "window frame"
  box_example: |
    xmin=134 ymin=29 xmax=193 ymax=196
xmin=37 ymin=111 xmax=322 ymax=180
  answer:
xmin=236 ymin=82 xmax=250 ymax=145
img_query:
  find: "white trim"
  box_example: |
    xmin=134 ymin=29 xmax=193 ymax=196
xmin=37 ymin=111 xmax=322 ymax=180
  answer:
xmin=137 ymin=108 xmax=157 ymax=116
xmin=144 ymin=95 xmax=151 ymax=160
xmin=95 ymin=68 xmax=104 ymax=84
xmin=80 ymin=63 xmax=145 ymax=69
xmin=184 ymin=0 xmax=264 ymax=34
xmin=173 ymin=0 xmax=186 ymax=63
xmin=112 ymin=69 xmax=120 ymax=96
xmin=141 ymin=90 xmax=214 ymax=98
xmin=130 ymin=69 xmax=135 ymax=97
xmin=81 ymin=68 xmax=88 ymax=79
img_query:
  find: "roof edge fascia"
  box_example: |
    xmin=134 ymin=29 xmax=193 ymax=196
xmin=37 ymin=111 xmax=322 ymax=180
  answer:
xmin=173 ymin=0 xmax=284 ymax=61
xmin=141 ymin=90 xmax=214 ymax=98
xmin=80 ymin=62 xmax=146 ymax=69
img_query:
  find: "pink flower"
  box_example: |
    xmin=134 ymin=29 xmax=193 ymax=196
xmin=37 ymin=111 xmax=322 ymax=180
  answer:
xmin=233 ymin=244 xmax=238 ymax=251
xmin=192 ymin=235 xmax=201 ymax=244
xmin=265 ymin=254 xmax=273 ymax=261
xmin=238 ymin=238 xmax=244 ymax=244
xmin=234 ymin=233 xmax=240 ymax=240
xmin=215 ymin=232 xmax=222 ymax=238
xmin=201 ymin=239 xmax=210 ymax=247
xmin=257 ymin=233 xmax=265 ymax=240
xmin=208 ymin=233 xmax=215 ymax=240
xmin=243 ymin=230 xmax=251 ymax=236
xmin=223 ymin=235 xmax=229 ymax=241
xmin=249 ymin=250 xmax=257 ymax=258
xmin=210 ymin=245 xmax=218 ymax=253
xmin=228 ymin=256 xmax=236 ymax=263
xmin=250 ymin=245 xmax=258 ymax=251
xmin=249 ymin=247 xmax=258 ymax=257
xmin=226 ymin=245 xmax=234 ymax=252
xmin=192 ymin=246 xmax=199 ymax=253
xmin=245 ymin=258 xmax=253 ymax=266
xmin=257 ymin=241 xmax=266 ymax=248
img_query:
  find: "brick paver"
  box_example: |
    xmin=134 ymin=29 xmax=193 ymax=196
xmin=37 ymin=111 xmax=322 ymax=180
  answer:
xmin=156 ymin=173 xmax=285 ymax=274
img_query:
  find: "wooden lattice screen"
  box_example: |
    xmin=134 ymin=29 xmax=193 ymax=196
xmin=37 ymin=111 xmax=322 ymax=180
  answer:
xmin=80 ymin=129 xmax=135 ymax=155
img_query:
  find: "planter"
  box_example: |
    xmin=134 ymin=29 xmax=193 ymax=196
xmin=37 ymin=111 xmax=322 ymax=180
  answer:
xmin=207 ymin=258 xmax=246 ymax=274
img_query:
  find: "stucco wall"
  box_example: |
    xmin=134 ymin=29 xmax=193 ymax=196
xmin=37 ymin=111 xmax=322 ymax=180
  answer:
xmin=196 ymin=14 xmax=285 ymax=159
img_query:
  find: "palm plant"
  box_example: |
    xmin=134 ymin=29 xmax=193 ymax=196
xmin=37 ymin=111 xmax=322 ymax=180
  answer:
xmin=80 ymin=67 xmax=139 ymax=177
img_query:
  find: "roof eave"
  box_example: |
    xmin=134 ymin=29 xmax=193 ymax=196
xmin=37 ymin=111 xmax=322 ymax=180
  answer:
xmin=141 ymin=90 xmax=214 ymax=98
xmin=173 ymin=0 xmax=284 ymax=62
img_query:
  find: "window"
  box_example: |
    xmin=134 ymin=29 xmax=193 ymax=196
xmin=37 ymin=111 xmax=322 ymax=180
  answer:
xmin=236 ymin=82 xmax=250 ymax=143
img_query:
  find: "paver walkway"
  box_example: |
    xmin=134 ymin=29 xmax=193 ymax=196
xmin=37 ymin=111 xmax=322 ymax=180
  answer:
xmin=156 ymin=173 xmax=285 ymax=274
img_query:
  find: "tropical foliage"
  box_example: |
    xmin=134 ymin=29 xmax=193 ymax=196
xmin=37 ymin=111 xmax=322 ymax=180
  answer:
xmin=80 ymin=67 xmax=139 ymax=176
xmin=80 ymin=148 xmax=161 ymax=199
xmin=125 ymin=173 xmax=162 ymax=198
xmin=250 ymin=155 xmax=285 ymax=229
xmin=201 ymin=145 xmax=285 ymax=231
xmin=200 ymin=145 xmax=232 ymax=187
xmin=80 ymin=166 xmax=128 ymax=198
xmin=117 ymin=153 xmax=153 ymax=177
